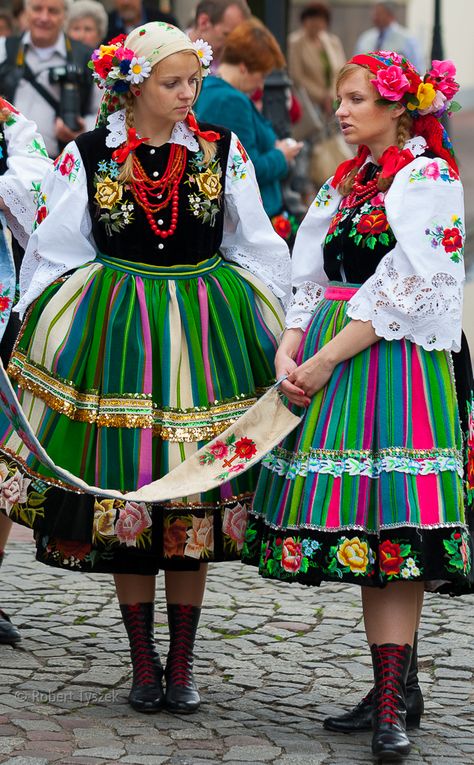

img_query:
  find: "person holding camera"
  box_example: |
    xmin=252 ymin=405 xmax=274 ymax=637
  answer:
xmin=0 ymin=0 xmax=101 ymax=158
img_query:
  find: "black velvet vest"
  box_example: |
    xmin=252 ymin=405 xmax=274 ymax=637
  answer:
xmin=74 ymin=123 xmax=232 ymax=266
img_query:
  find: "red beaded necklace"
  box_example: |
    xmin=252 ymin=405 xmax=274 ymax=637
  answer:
xmin=344 ymin=167 xmax=381 ymax=209
xmin=130 ymin=143 xmax=187 ymax=238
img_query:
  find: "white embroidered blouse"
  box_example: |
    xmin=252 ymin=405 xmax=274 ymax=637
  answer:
xmin=285 ymin=137 xmax=465 ymax=352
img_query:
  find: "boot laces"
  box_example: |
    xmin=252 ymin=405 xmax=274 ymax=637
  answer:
xmin=168 ymin=604 xmax=194 ymax=687
xmin=375 ymin=645 xmax=406 ymax=725
xmin=127 ymin=605 xmax=161 ymax=687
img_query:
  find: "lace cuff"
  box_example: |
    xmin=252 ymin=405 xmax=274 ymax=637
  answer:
xmin=0 ymin=180 xmax=33 ymax=249
xmin=285 ymin=281 xmax=325 ymax=329
xmin=224 ymin=245 xmax=290 ymax=305
xmin=347 ymin=259 xmax=463 ymax=351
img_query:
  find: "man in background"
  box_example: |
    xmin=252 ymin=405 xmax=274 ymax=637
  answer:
xmin=354 ymin=1 xmax=424 ymax=73
xmin=106 ymin=0 xmax=178 ymax=39
xmin=0 ymin=0 xmax=100 ymax=158
xmin=188 ymin=0 xmax=250 ymax=73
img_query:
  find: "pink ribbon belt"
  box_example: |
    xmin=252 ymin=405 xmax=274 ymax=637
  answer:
xmin=324 ymin=285 xmax=358 ymax=301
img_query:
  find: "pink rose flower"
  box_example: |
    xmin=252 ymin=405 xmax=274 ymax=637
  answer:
xmin=222 ymin=502 xmax=248 ymax=550
xmin=430 ymin=59 xmax=456 ymax=80
xmin=378 ymin=51 xmax=403 ymax=64
xmin=209 ymin=440 xmax=228 ymax=459
xmin=115 ymin=501 xmax=152 ymax=547
xmin=373 ymin=66 xmax=410 ymax=101
xmin=437 ymin=78 xmax=459 ymax=100
xmin=184 ymin=515 xmax=214 ymax=559
xmin=422 ymin=161 xmax=441 ymax=180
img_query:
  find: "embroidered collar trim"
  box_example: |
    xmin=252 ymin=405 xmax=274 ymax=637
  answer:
xmin=364 ymin=135 xmax=427 ymax=167
xmin=105 ymin=110 xmax=200 ymax=152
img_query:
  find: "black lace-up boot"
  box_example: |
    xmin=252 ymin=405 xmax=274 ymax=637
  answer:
xmin=371 ymin=643 xmax=412 ymax=762
xmin=120 ymin=602 xmax=164 ymax=713
xmin=323 ymin=632 xmax=423 ymax=733
xmin=0 ymin=549 xmax=21 ymax=646
xmin=165 ymin=603 xmax=201 ymax=713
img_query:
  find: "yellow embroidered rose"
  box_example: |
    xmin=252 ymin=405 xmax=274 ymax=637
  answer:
xmin=95 ymin=176 xmax=123 ymax=209
xmin=336 ymin=536 xmax=369 ymax=573
xmin=195 ymin=169 xmax=222 ymax=200
xmin=408 ymin=82 xmax=436 ymax=112
xmin=93 ymin=498 xmax=116 ymax=538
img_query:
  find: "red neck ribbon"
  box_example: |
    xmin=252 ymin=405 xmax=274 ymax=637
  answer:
xmin=377 ymin=145 xmax=415 ymax=178
xmin=186 ymin=112 xmax=221 ymax=142
xmin=331 ymin=145 xmax=370 ymax=189
xmin=112 ymin=127 xmax=149 ymax=164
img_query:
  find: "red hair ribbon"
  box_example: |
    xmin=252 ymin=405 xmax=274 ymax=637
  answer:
xmin=331 ymin=145 xmax=370 ymax=189
xmin=377 ymin=145 xmax=415 ymax=178
xmin=186 ymin=112 xmax=221 ymax=142
xmin=112 ymin=127 xmax=149 ymax=163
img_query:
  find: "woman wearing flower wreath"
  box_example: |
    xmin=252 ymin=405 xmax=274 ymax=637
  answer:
xmin=0 ymin=97 xmax=50 ymax=647
xmin=241 ymin=51 xmax=473 ymax=762
xmin=0 ymin=23 xmax=289 ymax=714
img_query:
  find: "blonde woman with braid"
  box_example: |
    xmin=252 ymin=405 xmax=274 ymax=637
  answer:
xmin=0 ymin=23 xmax=289 ymax=714
xmin=242 ymin=52 xmax=473 ymax=762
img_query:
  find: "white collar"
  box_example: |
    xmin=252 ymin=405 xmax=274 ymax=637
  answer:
xmin=105 ymin=109 xmax=200 ymax=152
xmin=23 ymin=30 xmax=67 ymax=58
xmin=365 ymin=136 xmax=428 ymax=166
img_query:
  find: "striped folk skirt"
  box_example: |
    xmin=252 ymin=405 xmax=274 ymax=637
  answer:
xmin=242 ymin=284 xmax=474 ymax=594
xmin=0 ymin=254 xmax=284 ymax=574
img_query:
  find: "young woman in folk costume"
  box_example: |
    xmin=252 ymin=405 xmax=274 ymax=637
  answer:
xmin=0 ymin=23 xmax=289 ymax=713
xmin=0 ymin=99 xmax=51 ymax=647
xmin=242 ymin=52 xmax=473 ymax=762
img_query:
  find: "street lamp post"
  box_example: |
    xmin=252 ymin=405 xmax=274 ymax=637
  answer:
xmin=431 ymin=0 xmax=444 ymax=60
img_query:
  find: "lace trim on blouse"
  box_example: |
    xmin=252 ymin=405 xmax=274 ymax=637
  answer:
xmin=105 ymin=110 xmax=200 ymax=152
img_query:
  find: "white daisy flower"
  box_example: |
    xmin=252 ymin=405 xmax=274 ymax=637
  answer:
xmin=401 ymin=568 xmax=411 ymax=579
xmin=193 ymin=39 xmax=213 ymax=68
xmin=411 ymin=566 xmax=420 ymax=577
xmin=126 ymin=56 xmax=152 ymax=84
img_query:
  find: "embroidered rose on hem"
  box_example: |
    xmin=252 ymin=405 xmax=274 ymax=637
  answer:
xmin=93 ymin=498 xmax=116 ymax=539
xmin=222 ymin=502 xmax=248 ymax=551
xmin=379 ymin=539 xmax=404 ymax=575
xmin=336 ymin=536 xmax=369 ymax=573
xmin=164 ymin=518 xmax=188 ymax=557
xmin=184 ymin=514 xmax=214 ymax=558
xmin=281 ymin=537 xmax=303 ymax=573
xmin=115 ymin=501 xmax=152 ymax=547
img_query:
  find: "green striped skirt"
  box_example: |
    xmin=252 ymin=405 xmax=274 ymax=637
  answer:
xmin=0 ymin=254 xmax=284 ymax=573
xmin=242 ymin=286 xmax=473 ymax=593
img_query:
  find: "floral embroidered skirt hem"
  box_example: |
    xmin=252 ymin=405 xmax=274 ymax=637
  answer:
xmin=242 ymin=291 xmax=474 ymax=594
xmin=0 ymin=254 xmax=284 ymax=574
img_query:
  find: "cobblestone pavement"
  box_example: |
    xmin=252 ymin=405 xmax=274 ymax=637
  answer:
xmin=0 ymin=535 xmax=473 ymax=765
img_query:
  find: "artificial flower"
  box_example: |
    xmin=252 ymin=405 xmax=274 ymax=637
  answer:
xmin=126 ymin=56 xmax=152 ymax=84
xmin=407 ymin=81 xmax=436 ymax=111
xmin=373 ymin=65 xmax=410 ymax=101
xmin=192 ymin=38 xmax=213 ymax=68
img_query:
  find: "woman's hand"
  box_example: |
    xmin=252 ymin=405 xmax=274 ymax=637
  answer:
xmin=275 ymin=138 xmax=303 ymax=163
xmin=275 ymin=349 xmax=311 ymax=407
xmin=287 ymin=352 xmax=335 ymax=398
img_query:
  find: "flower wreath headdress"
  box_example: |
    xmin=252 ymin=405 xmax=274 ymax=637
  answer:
xmin=90 ymin=22 xmax=219 ymax=152
xmin=332 ymin=50 xmax=461 ymax=189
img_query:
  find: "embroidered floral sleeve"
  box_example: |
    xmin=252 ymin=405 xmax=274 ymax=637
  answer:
xmin=221 ymin=132 xmax=291 ymax=304
xmin=0 ymin=99 xmax=52 ymax=248
xmin=347 ymin=156 xmax=465 ymax=352
xmin=285 ymin=181 xmax=341 ymax=329
xmin=16 ymin=140 xmax=95 ymax=317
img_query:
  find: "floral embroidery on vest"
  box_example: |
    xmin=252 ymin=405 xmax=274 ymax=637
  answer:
xmin=93 ymin=158 xmax=134 ymax=235
xmin=186 ymin=150 xmax=223 ymax=226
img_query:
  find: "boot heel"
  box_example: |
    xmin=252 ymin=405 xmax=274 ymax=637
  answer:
xmin=406 ymin=713 xmax=421 ymax=729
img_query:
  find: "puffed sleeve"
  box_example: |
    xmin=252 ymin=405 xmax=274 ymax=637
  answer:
xmin=346 ymin=156 xmax=465 ymax=351
xmin=15 ymin=141 xmax=95 ymax=317
xmin=285 ymin=180 xmax=341 ymax=329
xmin=0 ymin=100 xmax=52 ymax=248
xmin=220 ymin=132 xmax=291 ymax=305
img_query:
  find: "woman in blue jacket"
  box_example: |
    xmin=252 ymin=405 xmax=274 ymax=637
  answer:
xmin=196 ymin=19 xmax=301 ymax=221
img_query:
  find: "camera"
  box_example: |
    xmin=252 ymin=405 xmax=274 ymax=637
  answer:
xmin=49 ymin=63 xmax=84 ymax=131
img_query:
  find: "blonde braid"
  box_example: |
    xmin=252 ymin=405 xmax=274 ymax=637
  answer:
xmin=117 ymin=95 xmax=136 ymax=184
